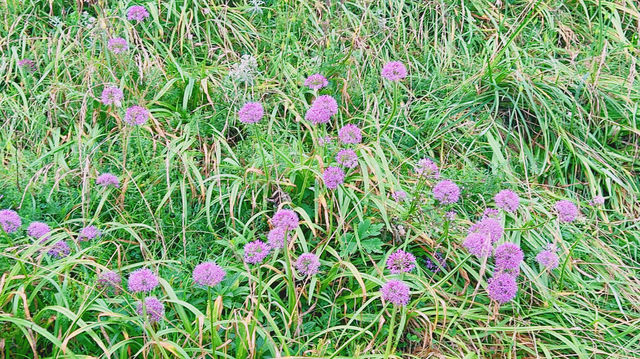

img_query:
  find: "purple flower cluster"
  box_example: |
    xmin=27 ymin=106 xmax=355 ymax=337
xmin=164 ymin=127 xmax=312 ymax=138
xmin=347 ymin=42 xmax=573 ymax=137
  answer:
xmin=536 ymin=244 xmax=559 ymax=270
xmin=432 ymin=180 xmax=460 ymax=204
xmin=101 ymin=86 xmax=124 ymax=107
xmin=463 ymin=233 xmax=492 ymax=258
xmin=590 ymin=195 xmax=605 ymax=206
xmin=318 ymin=136 xmax=332 ymax=146
xmin=0 ymin=209 xmax=21 ymax=233
xmin=136 ymin=296 xmax=164 ymax=323
xmin=469 ymin=218 xmax=503 ymax=243
xmin=97 ymin=271 xmax=122 ymax=293
xmin=381 ymin=280 xmax=410 ymax=306
xmin=304 ymin=73 xmax=328 ymax=90
xmin=381 ymin=61 xmax=408 ymax=81
xmin=193 ymin=262 xmax=226 ymax=287
xmin=487 ymin=272 xmax=517 ymax=304
xmin=47 ymin=241 xmax=71 ymax=258
xmin=271 ymin=209 xmax=299 ymax=230
xmin=392 ymin=190 xmax=408 ymax=202
xmin=78 ymin=225 xmax=101 ymax=241
xmin=494 ymin=242 xmax=523 ymax=273
xmin=107 ymin=37 xmax=128 ymax=54
xmin=28 ymin=222 xmax=51 ymax=241
xmin=495 ymin=189 xmax=519 ymax=213
xmin=323 ymin=166 xmax=345 ymax=189
xmin=267 ymin=227 xmax=290 ymax=249
xmin=444 ymin=211 xmax=457 ymax=221
xmin=337 ymin=124 xmax=362 ymax=144
xmin=385 ymin=249 xmax=416 ymax=274
xmin=336 ymin=149 xmax=358 ymax=169
xmin=244 ymin=240 xmax=270 ymax=264
xmin=96 ymin=173 xmax=120 ymax=188
xmin=555 ymin=200 xmax=578 ymax=223
xmin=415 ymin=158 xmax=439 ymax=179
xmin=425 ymin=252 xmax=446 ymax=273
xmin=127 ymin=5 xmax=150 ymax=21
xmin=295 ymin=253 xmax=321 ymax=276
xmin=238 ymin=102 xmax=264 ymax=124
xmin=128 ymin=268 xmax=159 ymax=293
xmin=124 ymin=105 xmax=150 ymax=126
xmin=482 ymin=208 xmax=500 ymax=220
xmin=18 ymin=59 xmax=36 ymax=72
xmin=305 ymin=95 xmax=338 ymax=124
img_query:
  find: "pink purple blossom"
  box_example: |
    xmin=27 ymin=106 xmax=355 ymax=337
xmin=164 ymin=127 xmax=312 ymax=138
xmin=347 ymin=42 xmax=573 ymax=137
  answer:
xmin=386 ymin=249 xmax=416 ymax=274
xmin=590 ymin=195 xmax=605 ymax=206
xmin=107 ymin=37 xmax=128 ymax=54
xmin=536 ymin=245 xmax=559 ymax=270
xmin=494 ymin=243 xmax=523 ymax=272
xmin=267 ymin=227 xmax=290 ymax=249
xmin=27 ymin=222 xmax=50 ymax=241
xmin=555 ymin=200 xmax=578 ymax=223
xmin=432 ymin=180 xmax=460 ymax=204
xmin=271 ymin=209 xmax=299 ymax=230
xmin=17 ymin=59 xmax=36 ymax=72
xmin=323 ymin=166 xmax=345 ymax=189
xmin=0 ymin=209 xmax=21 ymax=233
xmin=336 ymin=149 xmax=358 ymax=168
xmin=97 ymin=271 xmax=122 ymax=293
xmin=101 ymin=86 xmax=124 ymax=107
xmin=463 ymin=233 xmax=492 ymax=258
xmin=244 ymin=240 xmax=270 ymax=264
xmin=495 ymin=190 xmax=519 ymax=213
xmin=487 ymin=272 xmax=517 ymax=304
xmin=295 ymin=253 xmax=321 ymax=276
xmin=124 ymin=105 xmax=150 ymax=126
xmin=193 ymin=262 xmax=226 ymax=287
xmin=469 ymin=217 xmax=504 ymax=243
xmin=305 ymin=95 xmax=338 ymax=124
xmin=97 ymin=173 xmax=120 ymax=188
xmin=78 ymin=225 xmax=101 ymax=241
xmin=128 ymin=268 xmax=159 ymax=293
xmin=337 ymin=124 xmax=362 ymax=144
xmin=136 ymin=297 xmax=164 ymax=323
xmin=425 ymin=251 xmax=446 ymax=273
xmin=318 ymin=136 xmax=333 ymax=146
xmin=381 ymin=61 xmax=408 ymax=81
xmin=381 ymin=280 xmax=410 ymax=306
xmin=47 ymin=241 xmax=71 ymax=258
xmin=482 ymin=208 xmax=500 ymax=220
xmin=392 ymin=190 xmax=408 ymax=202
xmin=304 ymin=73 xmax=328 ymax=90
xmin=415 ymin=158 xmax=440 ymax=179
xmin=238 ymin=102 xmax=264 ymax=124
xmin=445 ymin=211 xmax=457 ymax=221
xmin=127 ymin=5 xmax=150 ymax=21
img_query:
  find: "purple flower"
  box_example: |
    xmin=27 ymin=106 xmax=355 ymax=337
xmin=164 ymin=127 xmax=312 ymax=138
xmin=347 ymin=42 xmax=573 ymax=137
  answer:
xmin=432 ymin=180 xmax=460 ymax=204
xmin=392 ymin=190 xmax=408 ymax=202
xmin=107 ymin=37 xmax=128 ymax=54
xmin=445 ymin=211 xmax=457 ymax=221
xmin=96 ymin=173 xmax=120 ymax=188
xmin=305 ymin=95 xmax=338 ymax=125
xmin=244 ymin=240 xmax=270 ymax=264
xmin=495 ymin=190 xmax=519 ymax=213
xmin=128 ymin=268 xmax=159 ymax=293
xmin=555 ymin=200 xmax=578 ymax=223
xmin=101 ymin=86 xmax=124 ymax=107
xmin=193 ymin=262 xmax=226 ymax=287
xmin=590 ymin=195 xmax=605 ymax=206
xmin=17 ymin=59 xmax=36 ymax=72
xmin=47 ymin=241 xmax=71 ymax=258
xmin=127 ymin=5 xmax=150 ymax=21
xmin=425 ymin=252 xmax=446 ymax=273
xmin=267 ymin=227 xmax=290 ymax=249
xmin=124 ymin=105 xmax=150 ymax=126
xmin=482 ymin=208 xmax=501 ymax=220
xmin=323 ymin=166 xmax=345 ymax=190
xmin=536 ymin=245 xmax=559 ymax=270
xmin=97 ymin=271 xmax=122 ymax=293
xmin=336 ymin=149 xmax=358 ymax=169
xmin=469 ymin=218 xmax=504 ymax=243
xmin=271 ymin=209 xmax=299 ymax=230
xmin=494 ymin=243 xmax=523 ymax=272
xmin=415 ymin=158 xmax=440 ymax=179
xmin=487 ymin=272 xmax=517 ymax=304
xmin=238 ymin=102 xmax=264 ymax=124
xmin=386 ymin=249 xmax=416 ymax=274
xmin=463 ymin=233 xmax=492 ymax=258
xmin=304 ymin=73 xmax=328 ymax=90
xmin=136 ymin=296 xmax=164 ymax=323
xmin=318 ymin=136 xmax=333 ymax=146
xmin=78 ymin=225 xmax=101 ymax=241
xmin=295 ymin=253 xmax=321 ymax=276
xmin=28 ymin=222 xmax=50 ymax=241
xmin=381 ymin=280 xmax=410 ymax=306
xmin=337 ymin=124 xmax=362 ymax=144
xmin=0 ymin=209 xmax=21 ymax=234
xmin=381 ymin=61 xmax=408 ymax=81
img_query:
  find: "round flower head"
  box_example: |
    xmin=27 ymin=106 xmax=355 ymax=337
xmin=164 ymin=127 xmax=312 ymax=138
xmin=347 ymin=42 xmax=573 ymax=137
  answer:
xmin=127 ymin=5 xmax=150 ymax=21
xmin=128 ymin=268 xmax=159 ymax=293
xmin=28 ymin=222 xmax=50 ymax=241
xmin=381 ymin=61 xmax=407 ymax=81
xmin=482 ymin=208 xmax=500 ymax=220
xmin=304 ymin=73 xmax=328 ymax=90
xmin=0 ymin=209 xmax=21 ymax=234
xmin=238 ymin=102 xmax=264 ymax=124
xmin=267 ymin=227 xmax=291 ymax=249
xmin=463 ymin=233 xmax=492 ymax=258
xmin=78 ymin=225 xmax=101 ymax=241
xmin=445 ymin=210 xmax=457 ymax=221
xmin=47 ymin=241 xmax=71 ymax=258
xmin=555 ymin=200 xmax=578 ymax=223
xmin=271 ymin=209 xmax=299 ymax=230
xmin=295 ymin=253 xmax=321 ymax=276
xmin=193 ymin=262 xmax=226 ymax=287
xmin=336 ymin=149 xmax=358 ymax=169
xmin=101 ymin=86 xmax=124 ymax=107
xmin=107 ymin=37 xmax=128 ymax=54
xmin=136 ymin=296 xmax=164 ymax=323
xmin=124 ymin=105 xmax=150 ymax=126
xmin=323 ymin=166 xmax=345 ymax=190
xmin=432 ymin=180 xmax=460 ymax=204
xmin=97 ymin=271 xmax=122 ymax=293
xmin=494 ymin=242 xmax=524 ymax=272
xmin=386 ymin=249 xmax=416 ymax=274
xmin=495 ymin=190 xmax=519 ymax=213
xmin=244 ymin=240 xmax=270 ymax=264
xmin=536 ymin=245 xmax=559 ymax=270
xmin=305 ymin=95 xmax=338 ymax=124
xmin=487 ymin=272 xmax=517 ymax=304
xmin=96 ymin=173 xmax=120 ymax=188
xmin=415 ymin=158 xmax=440 ymax=179
xmin=590 ymin=195 xmax=605 ymax=206
xmin=469 ymin=217 xmax=504 ymax=243
xmin=337 ymin=124 xmax=362 ymax=144
xmin=392 ymin=190 xmax=408 ymax=202
xmin=381 ymin=280 xmax=410 ymax=306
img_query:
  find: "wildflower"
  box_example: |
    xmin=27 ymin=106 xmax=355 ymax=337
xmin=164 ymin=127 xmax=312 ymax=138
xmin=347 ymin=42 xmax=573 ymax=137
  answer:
xmin=107 ymin=37 xmax=128 ymax=54
xmin=127 ymin=5 xmax=150 ymax=21
xmin=495 ymin=190 xmax=519 ymax=213
xmin=192 ymin=262 xmax=226 ymax=287
xmin=101 ymin=86 xmax=124 ymax=107
xmin=48 ymin=241 xmax=71 ymax=258
xmin=0 ymin=209 xmax=21 ymax=233
xmin=555 ymin=200 xmax=578 ymax=223
xmin=136 ymin=297 xmax=164 ymax=323
xmin=425 ymin=252 xmax=446 ymax=273
xmin=392 ymin=190 xmax=408 ymax=202
xmin=386 ymin=249 xmax=416 ymax=274
xmin=238 ymin=102 xmax=264 ymax=124
xmin=318 ymin=136 xmax=333 ymax=146
xmin=381 ymin=280 xmax=410 ymax=306
xmin=469 ymin=217 xmax=504 ymax=243
xmin=432 ymin=180 xmax=460 ymax=204
xmin=78 ymin=225 xmax=101 ymax=241
xmin=124 ymin=105 xmax=150 ymax=126
xmin=536 ymin=245 xmax=559 ymax=270
xmin=494 ymin=243 xmax=523 ymax=272
xmin=590 ymin=195 xmax=605 ymax=206
xmin=17 ymin=59 xmax=36 ymax=72
xmin=128 ymin=268 xmax=159 ymax=293
xmin=323 ymin=166 xmax=345 ymax=189
xmin=229 ymin=54 xmax=259 ymax=84
xmin=244 ymin=240 xmax=270 ymax=264
xmin=381 ymin=61 xmax=407 ymax=81
xmin=415 ymin=158 xmax=440 ymax=179
xmin=295 ymin=253 xmax=321 ymax=276
xmin=27 ymin=222 xmax=50 ymax=241
xmin=337 ymin=124 xmax=362 ymax=144
xmin=463 ymin=233 xmax=492 ymax=258
xmin=96 ymin=173 xmax=120 ymax=188
xmin=305 ymin=95 xmax=338 ymax=125
xmin=482 ymin=208 xmax=500 ymax=220
xmin=336 ymin=149 xmax=358 ymax=169
xmin=444 ymin=211 xmax=457 ymax=221
xmin=304 ymin=73 xmax=328 ymax=90
xmin=271 ymin=209 xmax=299 ymax=230
xmin=487 ymin=272 xmax=517 ymax=304
xmin=267 ymin=227 xmax=290 ymax=249
xmin=97 ymin=271 xmax=122 ymax=293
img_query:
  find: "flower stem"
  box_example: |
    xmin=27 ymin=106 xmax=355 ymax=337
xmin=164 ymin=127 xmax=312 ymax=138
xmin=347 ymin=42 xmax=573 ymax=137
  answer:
xmin=384 ymin=305 xmax=398 ymax=358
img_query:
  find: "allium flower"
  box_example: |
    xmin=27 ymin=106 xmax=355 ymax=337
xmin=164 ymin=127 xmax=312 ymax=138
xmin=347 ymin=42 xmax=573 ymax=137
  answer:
xmin=392 ymin=190 xmax=408 ymax=202
xmin=295 ymin=253 xmax=320 ymax=276
xmin=487 ymin=272 xmax=517 ymax=304
xmin=381 ymin=61 xmax=408 ymax=81
xmin=127 ymin=5 xmax=150 ymax=21
xmin=47 ymin=241 xmax=71 ymax=258
xmin=494 ymin=243 xmax=524 ymax=272
xmin=536 ymin=245 xmax=559 ymax=270
xmin=415 ymin=158 xmax=440 ymax=179
xmin=17 ymin=59 xmax=36 ymax=72
xmin=0 ymin=209 xmax=21 ymax=233
xmin=386 ymin=249 xmax=416 ymax=274
xmin=590 ymin=195 xmax=605 ymax=206
xmin=192 ymin=262 xmax=226 ymax=287
xmin=97 ymin=271 xmax=122 ymax=293
xmin=136 ymin=297 xmax=164 ymax=323
xmin=336 ymin=149 xmax=358 ymax=169
xmin=482 ymin=208 xmax=500 ymax=220
xmin=495 ymin=190 xmax=519 ymax=213
xmin=96 ymin=173 xmax=120 ymax=188
xmin=425 ymin=252 xmax=446 ymax=273
xmin=445 ymin=211 xmax=457 ymax=221
xmin=463 ymin=233 xmax=492 ymax=258
xmin=128 ymin=268 xmax=159 ymax=293
xmin=101 ymin=86 xmax=124 ymax=107
xmin=304 ymin=73 xmax=328 ymax=90
xmin=244 ymin=240 xmax=270 ymax=264
xmin=107 ymin=37 xmax=128 ymax=54
xmin=318 ymin=136 xmax=333 ymax=146
xmin=432 ymin=180 xmax=460 ymax=204
xmin=267 ymin=227 xmax=290 ymax=249
xmin=78 ymin=225 xmax=101 ymax=241
xmin=238 ymin=102 xmax=264 ymax=124
xmin=323 ymin=166 xmax=345 ymax=189
xmin=271 ymin=209 xmax=299 ymax=230
xmin=305 ymin=95 xmax=338 ymax=124
xmin=469 ymin=218 xmax=504 ymax=243
xmin=555 ymin=200 xmax=578 ymax=223
xmin=337 ymin=124 xmax=362 ymax=144
xmin=124 ymin=105 xmax=150 ymax=126
xmin=381 ymin=280 xmax=410 ymax=306
xmin=28 ymin=222 xmax=50 ymax=241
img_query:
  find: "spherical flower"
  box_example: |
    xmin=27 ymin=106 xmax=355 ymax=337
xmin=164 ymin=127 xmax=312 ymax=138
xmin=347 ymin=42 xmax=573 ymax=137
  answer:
xmin=238 ymin=102 xmax=264 ymax=124
xmin=415 ymin=158 xmax=440 ymax=179
xmin=487 ymin=272 xmax=517 ymax=304
xmin=271 ymin=209 xmax=299 ymax=230
xmin=193 ymin=262 xmax=226 ymax=287
xmin=97 ymin=271 xmax=122 ymax=293
xmin=101 ymin=86 xmax=124 ymax=107
xmin=392 ymin=190 xmax=408 ymax=202
xmin=267 ymin=227 xmax=290 ymax=249
xmin=244 ymin=240 xmax=270 ymax=264
xmin=482 ymin=208 xmax=500 ymax=220
xmin=381 ymin=280 xmax=410 ymax=306
xmin=304 ymin=73 xmax=328 ymax=90
xmin=536 ymin=245 xmax=559 ymax=270
xmin=124 ymin=105 xmax=150 ymax=126
xmin=127 ymin=5 xmax=150 ymax=21
xmin=469 ymin=217 xmax=504 ymax=243
xmin=0 ymin=209 xmax=21 ymax=234
xmin=337 ymin=124 xmax=362 ymax=144
xmin=136 ymin=296 xmax=164 ymax=323
xmin=27 ymin=222 xmax=50 ymax=241
xmin=386 ymin=249 xmax=416 ymax=274
xmin=96 ymin=173 xmax=120 ymax=188
xmin=495 ymin=190 xmax=519 ymax=213
xmin=463 ymin=233 xmax=492 ymax=258
xmin=305 ymin=95 xmax=338 ymax=125
xmin=78 ymin=225 xmax=101 ymax=241
xmin=335 ymin=149 xmax=358 ymax=169
xmin=47 ymin=241 xmax=71 ymax=258
xmin=107 ymin=37 xmax=128 ymax=54
xmin=323 ymin=166 xmax=345 ymax=190
xmin=295 ymin=253 xmax=321 ymax=276
xmin=494 ymin=242 xmax=524 ymax=272
xmin=128 ymin=268 xmax=159 ymax=293
xmin=381 ymin=61 xmax=407 ymax=81
xmin=432 ymin=180 xmax=460 ymax=204
xmin=305 ymin=106 xmax=331 ymax=125
xmin=590 ymin=195 xmax=605 ymax=206
xmin=555 ymin=200 xmax=578 ymax=223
